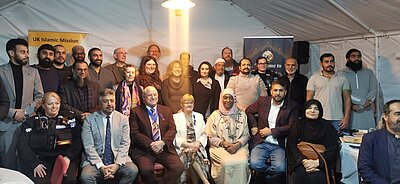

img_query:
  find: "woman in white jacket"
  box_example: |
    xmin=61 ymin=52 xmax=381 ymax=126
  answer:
xmin=173 ymin=94 xmax=210 ymax=184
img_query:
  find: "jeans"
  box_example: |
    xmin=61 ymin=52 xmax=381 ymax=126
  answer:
xmin=328 ymin=120 xmax=341 ymax=131
xmin=249 ymin=142 xmax=285 ymax=177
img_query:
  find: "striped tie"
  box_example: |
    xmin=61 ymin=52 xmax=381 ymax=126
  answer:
xmin=151 ymin=108 xmax=160 ymax=141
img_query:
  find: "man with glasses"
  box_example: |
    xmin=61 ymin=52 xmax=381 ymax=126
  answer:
xmin=106 ymin=47 xmax=127 ymax=85
xmin=251 ymin=57 xmax=280 ymax=95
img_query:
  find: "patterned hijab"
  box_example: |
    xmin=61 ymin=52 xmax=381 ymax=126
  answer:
xmin=218 ymin=88 xmax=239 ymax=115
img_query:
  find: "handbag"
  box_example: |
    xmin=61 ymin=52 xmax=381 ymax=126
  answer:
xmin=296 ymin=141 xmax=326 ymax=160
xmin=297 ymin=141 xmax=331 ymax=184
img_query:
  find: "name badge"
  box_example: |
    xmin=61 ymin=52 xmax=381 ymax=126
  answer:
xmin=56 ymin=125 xmax=67 ymax=129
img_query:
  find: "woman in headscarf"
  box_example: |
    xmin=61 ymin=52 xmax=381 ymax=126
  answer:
xmin=173 ymin=94 xmax=209 ymax=184
xmin=162 ymin=60 xmax=192 ymax=113
xmin=287 ymin=99 xmax=339 ymax=184
xmin=206 ymin=88 xmax=250 ymax=184
xmin=136 ymin=55 xmax=163 ymax=103
xmin=115 ymin=64 xmax=142 ymax=116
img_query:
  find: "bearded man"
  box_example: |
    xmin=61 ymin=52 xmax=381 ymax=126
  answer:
xmin=32 ymin=44 xmax=61 ymax=92
xmin=339 ymin=49 xmax=378 ymax=130
xmin=58 ymin=60 xmax=99 ymax=122
xmin=87 ymin=48 xmax=114 ymax=90
xmin=0 ymin=38 xmax=43 ymax=169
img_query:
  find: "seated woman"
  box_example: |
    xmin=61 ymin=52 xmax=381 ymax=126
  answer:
xmin=173 ymin=94 xmax=209 ymax=184
xmin=287 ymin=99 xmax=339 ymax=184
xmin=162 ymin=60 xmax=192 ymax=113
xmin=115 ymin=64 xmax=142 ymax=116
xmin=206 ymin=88 xmax=250 ymax=184
xmin=18 ymin=92 xmax=82 ymax=184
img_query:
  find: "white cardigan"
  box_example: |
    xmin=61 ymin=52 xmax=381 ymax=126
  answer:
xmin=173 ymin=111 xmax=208 ymax=158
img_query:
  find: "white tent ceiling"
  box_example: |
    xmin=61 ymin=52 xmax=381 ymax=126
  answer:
xmin=233 ymin=0 xmax=400 ymax=41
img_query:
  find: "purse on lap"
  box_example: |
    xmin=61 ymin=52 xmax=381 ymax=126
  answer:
xmin=296 ymin=141 xmax=331 ymax=184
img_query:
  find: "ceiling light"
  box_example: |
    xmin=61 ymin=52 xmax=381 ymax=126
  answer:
xmin=161 ymin=0 xmax=196 ymax=10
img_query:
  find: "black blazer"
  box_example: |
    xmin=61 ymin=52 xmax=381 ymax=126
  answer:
xmin=58 ymin=79 xmax=99 ymax=119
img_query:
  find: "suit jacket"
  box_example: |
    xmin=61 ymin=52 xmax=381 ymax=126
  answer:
xmin=245 ymin=96 xmax=299 ymax=150
xmin=173 ymin=111 xmax=207 ymax=157
xmin=81 ymin=110 xmax=132 ymax=167
xmin=58 ymin=78 xmax=99 ymax=118
xmin=129 ymin=104 xmax=177 ymax=159
xmin=358 ymin=128 xmax=391 ymax=184
xmin=0 ymin=79 xmax=10 ymax=120
xmin=0 ymin=63 xmax=43 ymax=130
xmin=105 ymin=63 xmax=124 ymax=85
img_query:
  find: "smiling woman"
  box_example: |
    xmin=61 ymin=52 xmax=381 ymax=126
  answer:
xmin=17 ymin=92 xmax=82 ymax=184
xmin=161 ymin=60 xmax=192 ymax=113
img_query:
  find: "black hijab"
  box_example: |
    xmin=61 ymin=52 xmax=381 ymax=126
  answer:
xmin=301 ymin=99 xmax=326 ymax=140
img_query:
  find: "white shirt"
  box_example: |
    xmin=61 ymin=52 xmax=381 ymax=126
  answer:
xmin=265 ymin=99 xmax=284 ymax=145
xmin=214 ymin=73 xmax=225 ymax=91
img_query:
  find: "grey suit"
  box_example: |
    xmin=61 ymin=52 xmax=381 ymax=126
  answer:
xmin=81 ymin=110 xmax=138 ymax=183
xmin=0 ymin=63 xmax=44 ymax=169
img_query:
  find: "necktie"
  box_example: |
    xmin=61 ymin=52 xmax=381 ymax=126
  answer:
xmin=150 ymin=108 xmax=160 ymax=141
xmin=103 ymin=115 xmax=114 ymax=165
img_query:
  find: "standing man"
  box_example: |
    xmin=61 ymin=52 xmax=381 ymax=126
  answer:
xmin=339 ymin=49 xmax=378 ymax=130
xmin=179 ymin=52 xmax=198 ymax=84
xmin=227 ymin=58 xmax=267 ymax=111
xmin=282 ymin=57 xmax=308 ymax=115
xmin=87 ymin=48 xmax=114 ymax=90
xmin=69 ymin=45 xmax=86 ymax=66
xmin=53 ymin=44 xmax=72 ymax=84
xmin=0 ymin=38 xmax=44 ymax=169
xmin=307 ymin=53 xmax=351 ymax=131
xmin=58 ymin=60 xmax=99 ymax=121
xmin=147 ymin=44 xmax=161 ymax=60
xmin=31 ymin=44 xmax=61 ymax=93
xmin=221 ymin=47 xmax=239 ymax=76
xmin=106 ymin=47 xmax=127 ymax=85
xmin=81 ymin=89 xmax=138 ymax=183
xmin=246 ymin=79 xmax=299 ymax=183
xmin=251 ymin=57 xmax=280 ymax=96
xmin=130 ymin=86 xmax=184 ymax=184
xmin=211 ymin=58 xmax=230 ymax=91
xmin=358 ymin=99 xmax=400 ymax=184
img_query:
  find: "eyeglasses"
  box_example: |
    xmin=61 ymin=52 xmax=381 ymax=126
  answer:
xmin=257 ymin=63 xmax=267 ymax=65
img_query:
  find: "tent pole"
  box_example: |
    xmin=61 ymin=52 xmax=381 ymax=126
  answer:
xmin=327 ymin=0 xmax=382 ymax=127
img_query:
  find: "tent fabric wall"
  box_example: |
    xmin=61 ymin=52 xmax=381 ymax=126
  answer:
xmin=0 ymin=0 xmax=275 ymax=73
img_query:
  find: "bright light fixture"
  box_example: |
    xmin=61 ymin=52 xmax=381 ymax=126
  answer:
xmin=161 ymin=0 xmax=196 ymax=10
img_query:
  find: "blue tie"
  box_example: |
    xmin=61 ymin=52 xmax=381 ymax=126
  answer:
xmin=103 ymin=115 xmax=114 ymax=165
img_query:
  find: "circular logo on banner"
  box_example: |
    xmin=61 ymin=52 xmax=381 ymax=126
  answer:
xmin=262 ymin=50 xmax=274 ymax=63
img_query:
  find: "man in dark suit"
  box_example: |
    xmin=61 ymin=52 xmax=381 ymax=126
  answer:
xmin=358 ymin=99 xmax=400 ymax=184
xmin=0 ymin=38 xmax=44 ymax=169
xmin=130 ymin=86 xmax=184 ymax=184
xmin=246 ymin=79 xmax=299 ymax=183
xmin=58 ymin=60 xmax=99 ymax=121
xmin=81 ymin=88 xmax=138 ymax=183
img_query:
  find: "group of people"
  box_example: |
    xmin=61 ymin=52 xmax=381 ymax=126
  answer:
xmin=0 ymin=37 xmax=397 ymax=184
